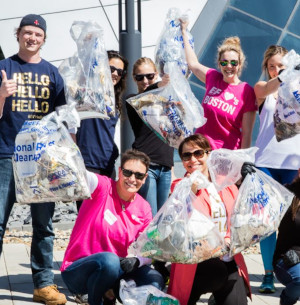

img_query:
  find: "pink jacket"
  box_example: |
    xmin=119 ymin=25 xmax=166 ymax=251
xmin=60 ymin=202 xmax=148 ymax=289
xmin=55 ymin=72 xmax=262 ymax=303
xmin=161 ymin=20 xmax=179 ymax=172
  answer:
xmin=167 ymin=180 xmax=251 ymax=305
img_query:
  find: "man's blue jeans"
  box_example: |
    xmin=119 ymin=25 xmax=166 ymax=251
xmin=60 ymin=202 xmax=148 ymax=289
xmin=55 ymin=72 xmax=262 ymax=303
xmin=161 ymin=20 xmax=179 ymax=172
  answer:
xmin=138 ymin=165 xmax=171 ymax=216
xmin=274 ymin=259 xmax=300 ymax=305
xmin=61 ymin=252 xmax=165 ymax=305
xmin=0 ymin=158 xmax=55 ymax=288
xmin=0 ymin=158 xmax=16 ymax=255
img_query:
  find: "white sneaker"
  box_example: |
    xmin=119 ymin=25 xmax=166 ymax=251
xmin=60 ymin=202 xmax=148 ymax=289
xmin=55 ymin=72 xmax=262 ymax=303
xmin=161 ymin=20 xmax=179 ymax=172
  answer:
xmin=75 ymin=294 xmax=89 ymax=305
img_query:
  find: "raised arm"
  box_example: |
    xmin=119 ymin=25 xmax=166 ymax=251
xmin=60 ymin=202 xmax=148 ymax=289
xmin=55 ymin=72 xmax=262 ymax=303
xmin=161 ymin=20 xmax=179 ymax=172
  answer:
xmin=86 ymin=170 xmax=98 ymax=194
xmin=180 ymin=19 xmax=209 ymax=84
xmin=254 ymin=77 xmax=281 ymax=107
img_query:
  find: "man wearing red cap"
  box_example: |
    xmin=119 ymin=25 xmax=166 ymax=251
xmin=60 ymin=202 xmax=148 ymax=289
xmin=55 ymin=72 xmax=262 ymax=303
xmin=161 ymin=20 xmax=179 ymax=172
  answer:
xmin=0 ymin=14 xmax=67 ymax=305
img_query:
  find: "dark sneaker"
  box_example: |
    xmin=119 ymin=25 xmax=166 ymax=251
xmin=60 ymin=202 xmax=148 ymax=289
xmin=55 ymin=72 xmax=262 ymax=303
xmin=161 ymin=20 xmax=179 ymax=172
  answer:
xmin=208 ymin=294 xmax=216 ymax=305
xmin=75 ymin=294 xmax=89 ymax=304
xmin=259 ymin=272 xmax=276 ymax=293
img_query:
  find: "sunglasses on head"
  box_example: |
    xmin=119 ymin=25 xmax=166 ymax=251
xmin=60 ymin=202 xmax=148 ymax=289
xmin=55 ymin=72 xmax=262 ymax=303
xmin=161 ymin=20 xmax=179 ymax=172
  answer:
xmin=121 ymin=168 xmax=147 ymax=180
xmin=219 ymin=60 xmax=239 ymax=67
xmin=181 ymin=149 xmax=209 ymax=161
xmin=110 ymin=65 xmax=125 ymax=77
xmin=134 ymin=73 xmax=156 ymax=82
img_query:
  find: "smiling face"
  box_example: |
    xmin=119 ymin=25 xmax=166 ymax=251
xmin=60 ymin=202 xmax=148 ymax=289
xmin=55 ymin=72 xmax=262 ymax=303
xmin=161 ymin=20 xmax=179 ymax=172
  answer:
xmin=218 ymin=50 xmax=240 ymax=83
xmin=109 ymin=57 xmax=125 ymax=86
xmin=181 ymin=142 xmax=210 ymax=177
xmin=267 ymin=53 xmax=285 ymax=79
xmin=17 ymin=25 xmax=45 ymax=54
xmin=117 ymin=159 xmax=148 ymax=197
xmin=133 ymin=63 xmax=158 ymax=93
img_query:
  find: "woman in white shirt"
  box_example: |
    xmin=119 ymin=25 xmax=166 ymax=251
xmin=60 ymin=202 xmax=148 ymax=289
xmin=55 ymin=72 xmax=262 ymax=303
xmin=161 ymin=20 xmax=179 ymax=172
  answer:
xmin=254 ymin=45 xmax=300 ymax=294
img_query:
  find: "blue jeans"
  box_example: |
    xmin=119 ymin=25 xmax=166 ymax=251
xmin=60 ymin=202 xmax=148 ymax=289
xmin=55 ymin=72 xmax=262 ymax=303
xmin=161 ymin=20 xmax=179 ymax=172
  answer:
xmin=0 ymin=158 xmax=55 ymax=288
xmin=258 ymin=167 xmax=298 ymax=272
xmin=274 ymin=259 xmax=300 ymax=305
xmin=138 ymin=165 xmax=171 ymax=216
xmin=61 ymin=252 xmax=165 ymax=305
xmin=0 ymin=158 xmax=16 ymax=255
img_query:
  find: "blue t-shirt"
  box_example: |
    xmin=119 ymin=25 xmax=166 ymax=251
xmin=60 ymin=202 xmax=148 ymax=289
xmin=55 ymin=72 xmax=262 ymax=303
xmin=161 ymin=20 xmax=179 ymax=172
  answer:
xmin=76 ymin=116 xmax=119 ymax=173
xmin=0 ymin=54 xmax=66 ymax=158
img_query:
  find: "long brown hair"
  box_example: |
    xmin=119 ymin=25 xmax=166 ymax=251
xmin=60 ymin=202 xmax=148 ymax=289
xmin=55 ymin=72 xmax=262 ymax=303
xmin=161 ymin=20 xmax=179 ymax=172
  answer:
xmin=107 ymin=50 xmax=128 ymax=115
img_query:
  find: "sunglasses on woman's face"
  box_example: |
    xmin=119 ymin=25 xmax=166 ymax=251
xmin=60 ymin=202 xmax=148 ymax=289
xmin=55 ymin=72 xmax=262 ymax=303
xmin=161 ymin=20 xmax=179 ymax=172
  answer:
xmin=110 ymin=65 xmax=125 ymax=76
xmin=121 ymin=168 xmax=147 ymax=180
xmin=219 ymin=60 xmax=239 ymax=67
xmin=134 ymin=73 xmax=156 ymax=82
xmin=181 ymin=149 xmax=209 ymax=161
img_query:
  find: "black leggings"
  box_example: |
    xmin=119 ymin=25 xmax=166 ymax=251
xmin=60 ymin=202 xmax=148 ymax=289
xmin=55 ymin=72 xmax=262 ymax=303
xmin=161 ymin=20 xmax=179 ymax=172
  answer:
xmin=188 ymin=258 xmax=247 ymax=305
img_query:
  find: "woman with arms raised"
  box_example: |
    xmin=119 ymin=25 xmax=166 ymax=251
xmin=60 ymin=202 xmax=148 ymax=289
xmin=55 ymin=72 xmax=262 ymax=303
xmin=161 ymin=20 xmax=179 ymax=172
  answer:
xmin=180 ymin=20 xmax=257 ymax=150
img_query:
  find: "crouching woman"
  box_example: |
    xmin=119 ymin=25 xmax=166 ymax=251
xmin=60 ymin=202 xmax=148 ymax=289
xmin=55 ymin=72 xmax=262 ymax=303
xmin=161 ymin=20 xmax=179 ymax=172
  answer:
xmin=167 ymin=134 xmax=251 ymax=305
xmin=60 ymin=149 xmax=164 ymax=305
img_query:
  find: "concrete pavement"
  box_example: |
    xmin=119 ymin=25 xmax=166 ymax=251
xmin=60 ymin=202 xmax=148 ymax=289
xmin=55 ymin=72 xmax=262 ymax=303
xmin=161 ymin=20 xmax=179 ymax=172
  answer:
xmin=1 ymin=242 xmax=300 ymax=305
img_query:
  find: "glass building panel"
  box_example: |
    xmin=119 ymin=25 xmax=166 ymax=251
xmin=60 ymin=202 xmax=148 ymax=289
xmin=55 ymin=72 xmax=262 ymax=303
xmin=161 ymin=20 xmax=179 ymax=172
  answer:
xmin=230 ymin=0 xmax=297 ymax=28
xmin=190 ymin=73 xmax=202 ymax=86
xmin=190 ymin=83 xmax=206 ymax=104
xmin=196 ymin=9 xmax=281 ymax=87
xmin=281 ymin=33 xmax=300 ymax=53
xmin=287 ymin=5 xmax=300 ymax=36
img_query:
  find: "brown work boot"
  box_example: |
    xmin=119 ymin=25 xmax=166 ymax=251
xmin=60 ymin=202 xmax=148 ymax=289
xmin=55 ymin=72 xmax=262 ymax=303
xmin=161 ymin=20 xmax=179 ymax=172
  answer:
xmin=33 ymin=284 xmax=67 ymax=305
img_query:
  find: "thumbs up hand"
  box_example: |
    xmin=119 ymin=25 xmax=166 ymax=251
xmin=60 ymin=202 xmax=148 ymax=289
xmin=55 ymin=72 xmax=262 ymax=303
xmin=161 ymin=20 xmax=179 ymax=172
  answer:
xmin=0 ymin=70 xmax=17 ymax=98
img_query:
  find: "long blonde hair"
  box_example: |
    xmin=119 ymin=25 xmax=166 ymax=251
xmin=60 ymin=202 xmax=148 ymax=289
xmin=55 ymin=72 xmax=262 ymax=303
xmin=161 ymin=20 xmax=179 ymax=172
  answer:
xmin=217 ymin=36 xmax=246 ymax=76
xmin=262 ymin=45 xmax=288 ymax=80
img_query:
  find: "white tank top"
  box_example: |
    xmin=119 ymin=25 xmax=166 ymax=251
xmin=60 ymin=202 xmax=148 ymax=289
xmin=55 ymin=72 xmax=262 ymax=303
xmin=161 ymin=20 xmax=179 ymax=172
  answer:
xmin=255 ymin=94 xmax=300 ymax=170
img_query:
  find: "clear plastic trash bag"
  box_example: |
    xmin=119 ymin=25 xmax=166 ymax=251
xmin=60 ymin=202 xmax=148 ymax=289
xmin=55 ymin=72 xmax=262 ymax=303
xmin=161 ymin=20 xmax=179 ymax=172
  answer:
xmin=119 ymin=280 xmax=179 ymax=305
xmin=229 ymin=169 xmax=294 ymax=256
xmin=59 ymin=21 xmax=115 ymax=120
xmin=155 ymin=7 xmax=194 ymax=78
xmin=127 ymin=63 xmax=206 ymax=149
xmin=128 ymin=171 xmax=226 ymax=264
xmin=13 ymin=105 xmax=90 ymax=204
xmin=207 ymin=147 xmax=258 ymax=192
xmin=274 ymin=49 xmax=300 ymax=141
